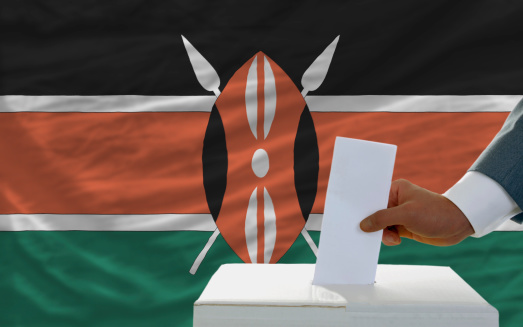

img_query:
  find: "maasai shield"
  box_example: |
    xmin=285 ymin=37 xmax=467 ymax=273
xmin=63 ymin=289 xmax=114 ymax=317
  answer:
xmin=202 ymin=52 xmax=319 ymax=264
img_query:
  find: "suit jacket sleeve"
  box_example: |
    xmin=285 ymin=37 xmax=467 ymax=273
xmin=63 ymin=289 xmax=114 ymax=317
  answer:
xmin=469 ymin=98 xmax=523 ymax=223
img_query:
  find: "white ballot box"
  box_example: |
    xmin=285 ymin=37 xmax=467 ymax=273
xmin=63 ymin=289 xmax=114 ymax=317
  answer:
xmin=194 ymin=264 xmax=498 ymax=327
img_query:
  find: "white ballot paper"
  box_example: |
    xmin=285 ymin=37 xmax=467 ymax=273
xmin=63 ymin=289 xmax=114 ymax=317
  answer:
xmin=313 ymin=137 xmax=397 ymax=285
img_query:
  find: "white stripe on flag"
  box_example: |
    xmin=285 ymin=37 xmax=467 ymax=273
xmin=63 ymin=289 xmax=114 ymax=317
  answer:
xmin=306 ymin=95 xmax=521 ymax=112
xmin=1 ymin=213 xmax=520 ymax=232
xmin=0 ymin=214 xmax=217 ymax=231
xmin=306 ymin=214 xmax=323 ymax=231
xmin=495 ymin=217 xmax=523 ymax=232
xmin=1 ymin=95 xmax=520 ymax=112
xmin=0 ymin=96 xmax=216 ymax=113
xmin=0 ymin=213 xmax=324 ymax=232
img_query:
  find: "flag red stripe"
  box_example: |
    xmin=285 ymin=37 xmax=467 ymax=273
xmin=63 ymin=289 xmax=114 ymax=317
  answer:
xmin=0 ymin=112 xmax=209 ymax=214
xmin=0 ymin=112 xmax=508 ymax=214
xmin=312 ymin=112 xmax=509 ymax=212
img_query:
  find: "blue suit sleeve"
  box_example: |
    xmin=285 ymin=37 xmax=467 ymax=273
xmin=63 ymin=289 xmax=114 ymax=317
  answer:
xmin=469 ymin=98 xmax=523 ymax=223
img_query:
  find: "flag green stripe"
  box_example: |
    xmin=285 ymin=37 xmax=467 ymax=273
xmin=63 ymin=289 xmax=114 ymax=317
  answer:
xmin=2 ymin=231 xmax=522 ymax=326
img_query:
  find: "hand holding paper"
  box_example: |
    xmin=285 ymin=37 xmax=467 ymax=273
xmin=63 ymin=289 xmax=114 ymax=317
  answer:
xmin=360 ymin=179 xmax=474 ymax=246
xmin=313 ymin=137 xmax=396 ymax=285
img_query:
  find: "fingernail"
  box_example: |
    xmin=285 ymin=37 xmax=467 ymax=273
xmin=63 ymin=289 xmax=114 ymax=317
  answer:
xmin=385 ymin=233 xmax=398 ymax=244
xmin=360 ymin=219 xmax=371 ymax=231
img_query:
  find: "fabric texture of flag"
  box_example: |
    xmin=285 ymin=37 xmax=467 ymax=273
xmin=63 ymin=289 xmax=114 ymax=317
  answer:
xmin=2 ymin=1 xmax=523 ymax=326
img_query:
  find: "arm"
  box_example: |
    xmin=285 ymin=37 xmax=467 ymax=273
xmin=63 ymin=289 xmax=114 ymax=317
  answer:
xmin=468 ymin=99 xmax=523 ymax=216
xmin=360 ymin=99 xmax=523 ymax=246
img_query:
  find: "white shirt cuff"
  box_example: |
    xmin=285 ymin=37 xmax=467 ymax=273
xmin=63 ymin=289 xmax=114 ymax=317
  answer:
xmin=443 ymin=171 xmax=522 ymax=238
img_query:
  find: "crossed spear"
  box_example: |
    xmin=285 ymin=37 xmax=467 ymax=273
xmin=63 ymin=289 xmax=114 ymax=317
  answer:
xmin=182 ymin=35 xmax=340 ymax=274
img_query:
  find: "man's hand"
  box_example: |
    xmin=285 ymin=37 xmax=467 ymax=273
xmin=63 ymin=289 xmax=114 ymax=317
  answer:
xmin=360 ymin=179 xmax=475 ymax=246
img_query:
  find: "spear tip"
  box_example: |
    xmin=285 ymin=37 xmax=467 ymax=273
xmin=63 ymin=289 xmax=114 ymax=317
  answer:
xmin=181 ymin=35 xmax=221 ymax=97
xmin=301 ymin=35 xmax=340 ymax=97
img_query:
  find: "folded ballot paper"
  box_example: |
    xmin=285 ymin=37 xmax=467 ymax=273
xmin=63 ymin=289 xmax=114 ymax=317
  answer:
xmin=194 ymin=137 xmax=499 ymax=327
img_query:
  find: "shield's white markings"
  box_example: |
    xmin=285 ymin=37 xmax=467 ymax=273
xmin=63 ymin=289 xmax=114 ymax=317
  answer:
xmin=245 ymin=187 xmax=258 ymax=263
xmin=245 ymin=56 xmax=258 ymax=139
xmin=252 ymin=148 xmax=269 ymax=178
xmin=245 ymin=55 xmax=277 ymax=140
xmin=263 ymin=187 xmax=277 ymax=263
xmin=263 ymin=57 xmax=276 ymax=139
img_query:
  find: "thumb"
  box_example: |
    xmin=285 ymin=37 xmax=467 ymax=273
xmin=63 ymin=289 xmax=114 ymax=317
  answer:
xmin=360 ymin=206 xmax=406 ymax=232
